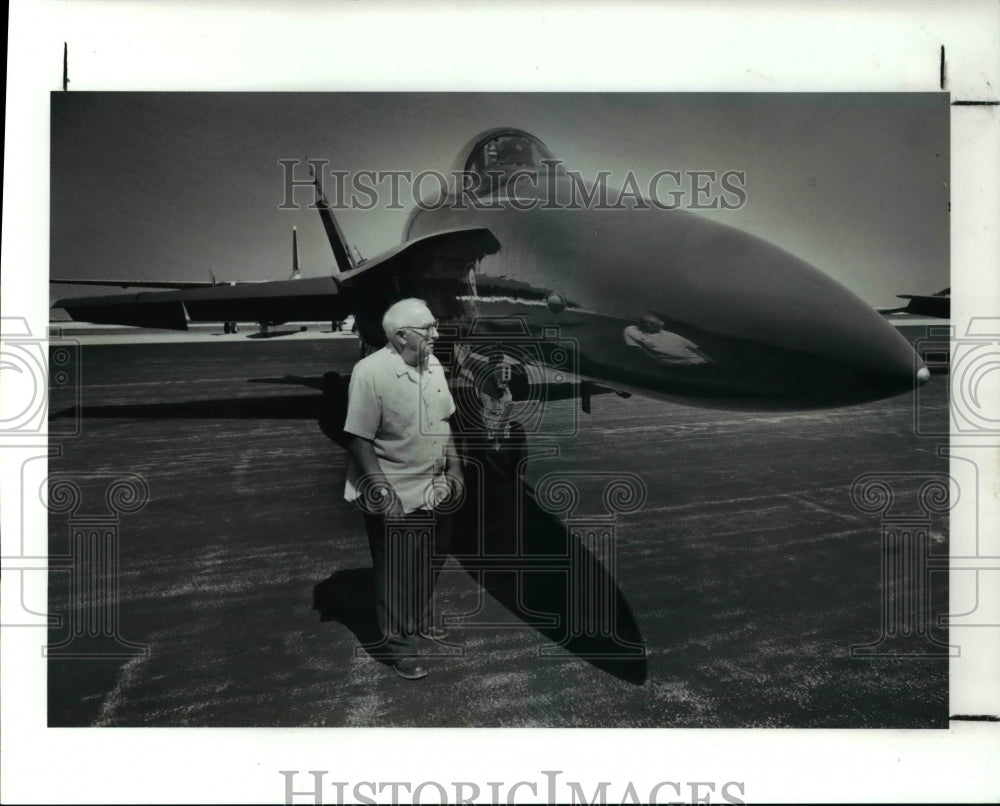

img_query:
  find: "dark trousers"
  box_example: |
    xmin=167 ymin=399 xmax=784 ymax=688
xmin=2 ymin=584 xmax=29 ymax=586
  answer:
xmin=363 ymin=509 xmax=452 ymax=660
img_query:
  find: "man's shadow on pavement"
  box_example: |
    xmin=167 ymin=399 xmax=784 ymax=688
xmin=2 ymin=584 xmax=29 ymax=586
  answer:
xmin=311 ymin=568 xmax=396 ymax=666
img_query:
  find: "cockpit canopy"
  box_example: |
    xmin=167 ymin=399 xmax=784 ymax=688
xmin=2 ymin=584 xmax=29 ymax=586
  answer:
xmin=453 ymin=128 xmax=563 ymax=197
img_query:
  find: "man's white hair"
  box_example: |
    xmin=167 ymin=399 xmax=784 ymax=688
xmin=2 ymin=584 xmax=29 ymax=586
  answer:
xmin=382 ymin=298 xmax=432 ymax=340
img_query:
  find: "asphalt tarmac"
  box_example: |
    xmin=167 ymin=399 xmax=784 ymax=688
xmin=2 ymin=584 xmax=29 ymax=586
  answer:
xmin=47 ymin=326 xmax=949 ymax=727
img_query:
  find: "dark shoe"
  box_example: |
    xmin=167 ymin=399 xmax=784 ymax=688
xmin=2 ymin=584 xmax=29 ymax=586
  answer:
xmin=419 ymin=626 xmax=449 ymax=642
xmin=393 ymin=658 xmax=428 ymax=680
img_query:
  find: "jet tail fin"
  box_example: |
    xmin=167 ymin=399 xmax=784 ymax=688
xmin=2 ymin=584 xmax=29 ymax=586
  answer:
xmin=309 ymin=161 xmax=355 ymax=274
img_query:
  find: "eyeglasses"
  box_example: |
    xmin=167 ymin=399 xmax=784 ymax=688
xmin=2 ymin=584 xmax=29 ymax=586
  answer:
xmin=403 ymin=321 xmax=439 ymax=335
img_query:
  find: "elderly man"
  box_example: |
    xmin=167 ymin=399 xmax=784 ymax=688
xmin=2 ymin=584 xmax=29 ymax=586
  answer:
xmin=343 ymin=298 xmax=462 ymax=680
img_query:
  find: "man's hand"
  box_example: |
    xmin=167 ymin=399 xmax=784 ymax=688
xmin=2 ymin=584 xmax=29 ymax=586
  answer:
xmin=384 ymin=490 xmax=406 ymax=520
xmin=366 ymin=479 xmax=405 ymax=519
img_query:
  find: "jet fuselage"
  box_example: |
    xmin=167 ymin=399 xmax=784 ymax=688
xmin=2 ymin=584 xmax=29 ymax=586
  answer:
xmin=402 ymin=129 xmax=924 ymax=409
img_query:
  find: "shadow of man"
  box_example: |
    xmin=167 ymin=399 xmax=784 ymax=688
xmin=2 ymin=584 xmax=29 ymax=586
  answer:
xmin=311 ymin=568 xmax=397 ymax=664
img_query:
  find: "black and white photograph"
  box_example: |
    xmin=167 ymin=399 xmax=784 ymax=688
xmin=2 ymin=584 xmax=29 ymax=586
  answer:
xmin=46 ymin=90 xmax=952 ymax=729
xmin=3 ymin=2 xmax=999 ymax=804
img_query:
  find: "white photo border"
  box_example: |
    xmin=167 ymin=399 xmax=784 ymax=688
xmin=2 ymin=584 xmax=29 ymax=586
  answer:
xmin=3 ymin=1 xmax=998 ymax=803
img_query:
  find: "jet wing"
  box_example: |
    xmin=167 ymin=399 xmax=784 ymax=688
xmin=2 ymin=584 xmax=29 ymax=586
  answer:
xmin=53 ymin=226 xmax=500 ymax=330
xmin=878 ymin=287 xmax=950 ymax=319
xmin=892 ymin=293 xmax=950 ymax=318
xmin=54 ymin=276 xmax=348 ymax=330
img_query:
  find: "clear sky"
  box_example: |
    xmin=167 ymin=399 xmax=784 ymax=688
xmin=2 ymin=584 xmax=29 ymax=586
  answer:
xmin=50 ymin=92 xmax=949 ymax=309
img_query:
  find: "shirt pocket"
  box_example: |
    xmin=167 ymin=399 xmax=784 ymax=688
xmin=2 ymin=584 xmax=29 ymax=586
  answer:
xmin=378 ymin=390 xmax=419 ymax=440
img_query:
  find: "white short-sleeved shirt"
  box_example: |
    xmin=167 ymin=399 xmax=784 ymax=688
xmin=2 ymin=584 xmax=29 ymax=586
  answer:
xmin=343 ymin=344 xmax=457 ymax=513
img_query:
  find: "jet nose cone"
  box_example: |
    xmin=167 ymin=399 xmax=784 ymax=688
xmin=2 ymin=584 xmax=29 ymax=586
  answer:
xmin=917 ymin=366 xmax=931 ymax=385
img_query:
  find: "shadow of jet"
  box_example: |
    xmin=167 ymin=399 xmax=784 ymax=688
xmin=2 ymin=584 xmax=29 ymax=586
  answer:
xmin=449 ymin=450 xmax=648 ymax=685
xmin=247 ymin=375 xmax=326 ymax=391
xmin=245 ymin=330 xmax=304 ymax=340
xmin=49 ymin=373 xmax=346 ymax=423
xmin=50 ymin=394 xmax=326 ymax=421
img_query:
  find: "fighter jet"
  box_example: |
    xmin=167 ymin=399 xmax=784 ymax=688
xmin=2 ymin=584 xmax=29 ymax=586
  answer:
xmin=878 ymin=287 xmax=950 ymax=319
xmin=53 ymin=127 xmax=929 ymax=410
